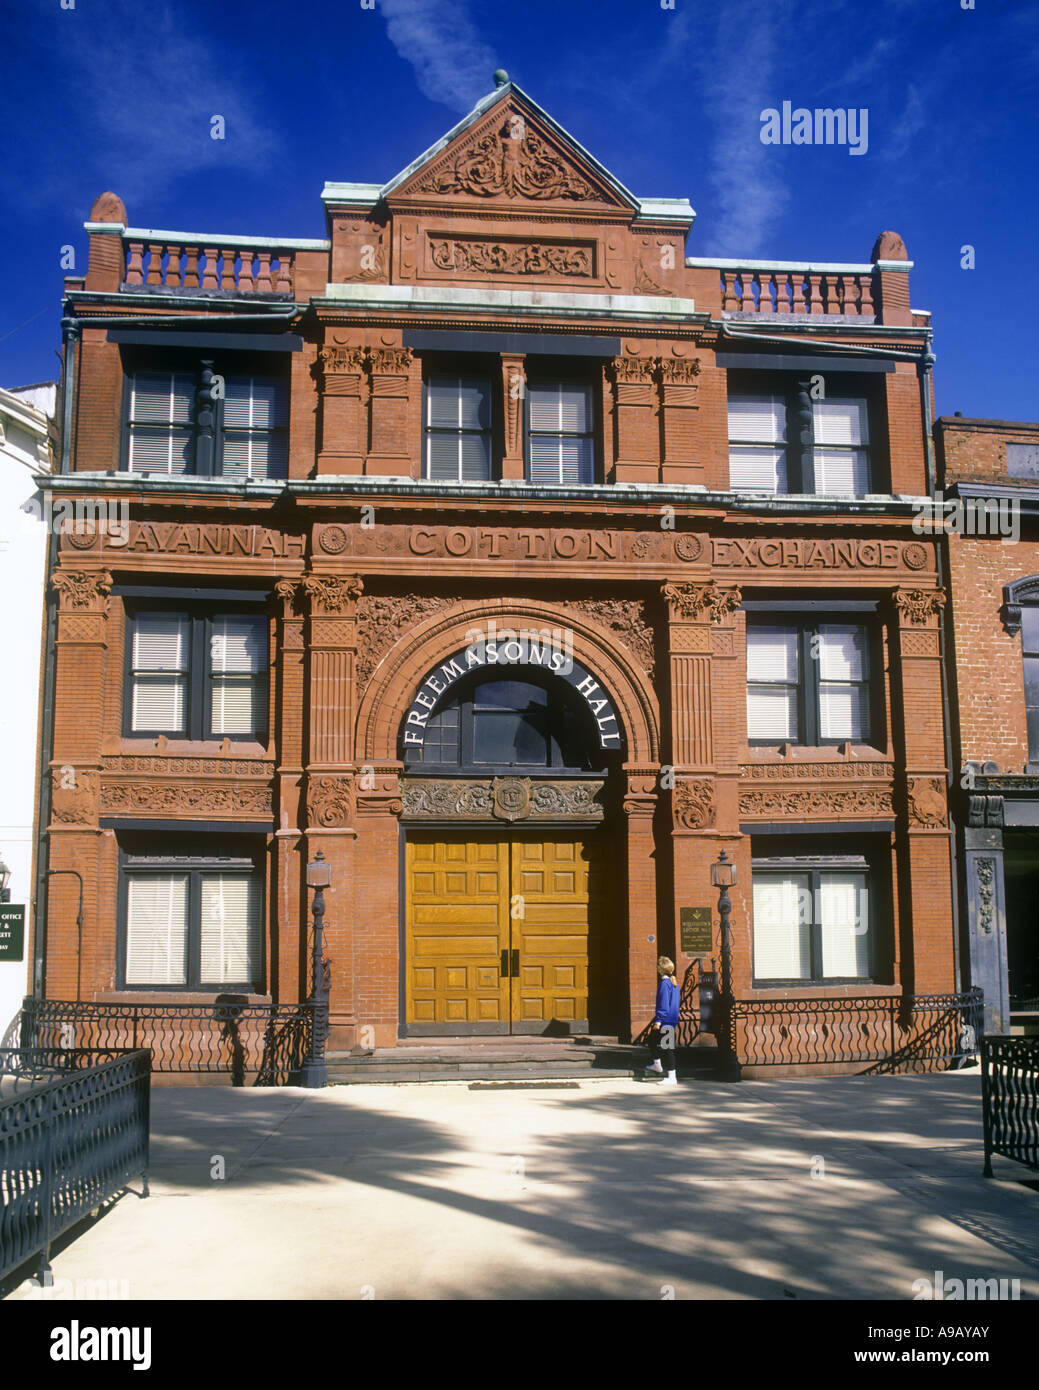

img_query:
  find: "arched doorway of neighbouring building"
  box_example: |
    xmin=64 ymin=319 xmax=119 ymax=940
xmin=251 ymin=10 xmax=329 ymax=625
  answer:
xmin=398 ymin=644 xmax=627 ymax=1036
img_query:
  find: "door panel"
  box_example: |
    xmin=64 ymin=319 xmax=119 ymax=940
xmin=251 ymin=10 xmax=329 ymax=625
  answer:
xmin=510 ymin=838 xmax=593 ymax=1033
xmin=406 ymin=838 xmax=510 ymax=1031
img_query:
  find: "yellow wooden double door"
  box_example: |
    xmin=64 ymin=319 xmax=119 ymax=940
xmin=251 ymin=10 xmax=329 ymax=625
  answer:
xmin=406 ymin=834 xmax=602 ymax=1034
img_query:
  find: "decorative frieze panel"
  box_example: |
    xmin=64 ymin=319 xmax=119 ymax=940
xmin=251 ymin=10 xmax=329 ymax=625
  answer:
xmin=673 ymin=778 xmax=714 ymax=831
xmin=740 ymin=760 xmax=895 ymax=781
xmin=354 ymin=595 xmax=458 ymax=692
xmin=571 ymin=598 xmax=655 ymax=679
xmin=401 ymin=777 xmax=605 ymax=822
xmin=738 ymin=786 xmax=895 ymax=821
xmin=100 ymin=781 xmax=273 ymax=818
xmin=427 ymin=236 xmax=594 ymax=279
xmin=906 ymin=775 xmax=948 ymax=827
xmin=102 ymin=756 xmax=276 ymax=776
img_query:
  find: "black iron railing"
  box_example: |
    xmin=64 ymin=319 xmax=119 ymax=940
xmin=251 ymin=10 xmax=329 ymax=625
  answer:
xmin=0 ymin=1048 xmax=151 ymax=1285
xmin=19 ymin=998 xmax=315 ymax=1085
xmin=982 ymin=1034 xmax=1039 ymax=1176
xmin=730 ymin=988 xmax=983 ymax=1073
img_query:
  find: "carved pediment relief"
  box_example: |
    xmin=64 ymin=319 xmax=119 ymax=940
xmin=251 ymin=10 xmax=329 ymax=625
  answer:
xmin=395 ymin=105 xmax=628 ymax=209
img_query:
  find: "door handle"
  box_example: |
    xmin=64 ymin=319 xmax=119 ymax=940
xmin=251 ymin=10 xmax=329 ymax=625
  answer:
xmin=501 ymin=948 xmax=510 ymax=978
xmin=511 ymin=948 xmax=520 ymax=977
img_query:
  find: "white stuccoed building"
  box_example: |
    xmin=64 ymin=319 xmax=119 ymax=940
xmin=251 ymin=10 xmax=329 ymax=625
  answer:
xmin=0 ymin=382 xmax=55 ymax=1041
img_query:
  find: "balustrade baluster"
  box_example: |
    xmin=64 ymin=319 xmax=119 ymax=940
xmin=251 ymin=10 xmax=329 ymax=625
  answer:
xmin=165 ymin=245 xmax=182 ymax=289
xmin=201 ymin=248 xmax=219 ymax=290
xmin=255 ymin=251 xmax=272 ymax=291
xmin=791 ymin=274 xmax=807 ymax=312
xmin=808 ymin=273 xmax=824 ymax=314
xmin=145 ymin=242 xmax=164 ymax=286
xmin=220 ymin=248 xmax=237 ymax=291
xmin=237 ymin=249 xmax=254 ymax=292
xmin=774 ymin=272 xmax=790 ymax=312
xmin=182 ymin=246 xmax=200 ymax=288
xmin=859 ymin=273 xmax=874 ymax=316
xmin=740 ymin=270 xmax=756 ymax=311
xmin=275 ymin=254 xmax=293 ymax=293
xmin=757 ymin=271 xmax=774 ymax=311
xmin=721 ymin=271 xmax=738 ymax=311
xmin=125 ymin=242 xmax=144 ymax=284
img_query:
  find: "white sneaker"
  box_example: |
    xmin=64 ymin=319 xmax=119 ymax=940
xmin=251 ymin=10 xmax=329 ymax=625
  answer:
xmin=643 ymin=1060 xmax=663 ymax=1075
xmin=659 ymin=1071 xmax=678 ymax=1087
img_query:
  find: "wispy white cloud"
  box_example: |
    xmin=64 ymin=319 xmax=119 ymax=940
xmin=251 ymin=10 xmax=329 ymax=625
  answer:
xmin=378 ymin=0 xmax=499 ymax=112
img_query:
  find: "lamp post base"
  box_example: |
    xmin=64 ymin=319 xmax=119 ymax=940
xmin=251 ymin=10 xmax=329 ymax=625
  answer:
xmin=296 ymin=1060 xmax=328 ymax=1088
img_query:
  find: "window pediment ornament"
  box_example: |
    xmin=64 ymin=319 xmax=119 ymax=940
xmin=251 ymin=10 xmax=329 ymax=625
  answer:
xmin=413 ymin=120 xmax=604 ymax=203
xmin=1001 ymin=574 xmax=1039 ymax=636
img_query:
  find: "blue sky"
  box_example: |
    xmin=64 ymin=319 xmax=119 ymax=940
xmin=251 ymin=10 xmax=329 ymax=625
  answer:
xmin=3 ymin=0 xmax=1036 ymax=421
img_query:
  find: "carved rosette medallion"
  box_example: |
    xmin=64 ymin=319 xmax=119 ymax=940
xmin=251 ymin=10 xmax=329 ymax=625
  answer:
xmin=663 ymin=581 xmax=742 ymax=624
xmin=492 ymin=777 xmax=531 ymax=822
xmin=894 ymin=588 xmax=947 ymax=625
xmin=906 ymin=776 xmax=947 ymax=827
xmin=673 ymin=778 xmax=714 ymax=831
xmin=673 ymin=534 xmax=704 ymax=564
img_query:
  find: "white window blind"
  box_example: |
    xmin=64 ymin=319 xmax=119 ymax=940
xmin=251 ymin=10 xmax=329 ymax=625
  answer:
xmin=729 ymin=395 xmax=786 ymax=443
xmin=528 ymin=384 xmax=594 ymax=485
xmin=132 ymin=615 xmax=189 ymax=732
xmin=221 ymin=376 xmax=288 ymax=480
xmin=817 ymin=625 xmax=870 ymax=740
xmin=753 ymin=875 xmax=811 ymax=979
xmin=746 ymin=627 xmax=799 ymax=740
xmin=425 ymin=377 xmax=492 ymax=481
xmin=209 ymin=615 xmax=265 ymax=735
xmin=128 ymin=372 xmax=194 ymax=475
xmin=126 ymin=875 xmax=189 ymax=985
xmin=812 ymin=398 xmax=870 ymax=494
xmin=819 ymin=874 xmax=870 ymax=977
xmin=728 ymin=395 xmax=788 ymax=492
xmin=200 ymin=874 xmax=261 ymax=984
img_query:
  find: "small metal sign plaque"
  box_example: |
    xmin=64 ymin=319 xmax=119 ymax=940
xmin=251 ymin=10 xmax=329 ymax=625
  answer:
xmin=680 ymin=906 xmax=713 ymax=955
xmin=0 ymin=906 xmax=25 ymax=962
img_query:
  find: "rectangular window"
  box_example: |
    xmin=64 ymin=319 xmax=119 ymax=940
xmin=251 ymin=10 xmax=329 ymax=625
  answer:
xmin=127 ymin=608 xmax=268 ymax=740
xmin=752 ymin=863 xmax=872 ymax=983
xmin=746 ymin=621 xmax=872 ymax=745
xmin=527 ymin=383 xmax=594 ymax=485
xmin=1021 ymin=607 xmax=1039 ymax=763
xmin=728 ymin=385 xmax=872 ymax=495
xmin=124 ymin=860 xmax=262 ymax=989
xmin=425 ymin=375 xmax=493 ymax=481
xmin=125 ymin=364 xmax=288 ymax=478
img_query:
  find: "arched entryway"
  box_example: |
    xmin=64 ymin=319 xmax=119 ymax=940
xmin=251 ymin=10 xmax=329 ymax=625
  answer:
xmin=399 ymin=643 xmax=625 ymax=1035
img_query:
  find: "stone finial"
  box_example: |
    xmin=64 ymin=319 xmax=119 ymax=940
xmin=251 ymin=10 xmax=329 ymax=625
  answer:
xmin=493 ymin=69 xmax=509 ymax=87
xmin=89 ymin=191 xmax=127 ymax=224
xmin=871 ymin=230 xmax=908 ymax=262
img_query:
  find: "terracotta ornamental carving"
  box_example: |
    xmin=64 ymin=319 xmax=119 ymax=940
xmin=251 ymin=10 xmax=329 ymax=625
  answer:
xmin=906 ymin=775 xmax=947 ymax=827
xmin=428 ymin=237 xmax=593 ymax=278
xmin=99 ymin=781 xmax=273 ymax=817
xmin=663 ymin=581 xmax=742 ymax=623
xmin=51 ymin=570 xmax=113 ymax=610
xmin=571 ymin=598 xmax=656 ymax=679
xmin=301 ymin=574 xmax=365 ymax=615
xmin=415 ymin=121 xmax=601 ymax=202
xmin=894 ymin=588 xmax=948 ymax=625
xmin=402 ymin=777 xmax=606 ymax=822
xmin=308 ymin=776 xmax=355 ymax=828
xmin=673 ymin=778 xmax=714 ymax=830
xmin=354 ymin=595 xmax=457 ymax=691
xmin=739 ymin=786 xmax=895 ymax=820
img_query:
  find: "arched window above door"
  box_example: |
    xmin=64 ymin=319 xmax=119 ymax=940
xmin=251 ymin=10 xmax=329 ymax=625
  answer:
xmin=402 ymin=670 xmax=610 ymax=771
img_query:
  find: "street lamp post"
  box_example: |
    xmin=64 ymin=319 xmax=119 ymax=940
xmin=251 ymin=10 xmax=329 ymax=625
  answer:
xmin=711 ymin=849 xmax=741 ymax=1082
xmin=298 ymin=850 xmax=332 ymax=1088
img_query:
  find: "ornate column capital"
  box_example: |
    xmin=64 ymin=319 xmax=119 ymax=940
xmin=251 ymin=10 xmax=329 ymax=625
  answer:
xmin=301 ymin=574 xmax=365 ymax=616
xmin=663 ymin=580 xmax=741 ymax=624
xmin=51 ymin=569 xmax=113 ymax=614
xmin=893 ymin=587 xmax=947 ymax=626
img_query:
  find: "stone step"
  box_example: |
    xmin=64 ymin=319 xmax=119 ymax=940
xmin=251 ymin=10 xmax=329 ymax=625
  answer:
xmin=325 ymin=1044 xmax=721 ymax=1085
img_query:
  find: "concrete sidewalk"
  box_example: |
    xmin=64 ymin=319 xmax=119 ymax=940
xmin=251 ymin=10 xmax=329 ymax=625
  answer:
xmin=6 ymin=1071 xmax=1039 ymax=1300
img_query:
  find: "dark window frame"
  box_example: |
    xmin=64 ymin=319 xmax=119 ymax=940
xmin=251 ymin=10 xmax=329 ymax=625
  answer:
xmin=745 ymin=617 xmax=878 ymax=749
xmin=119 ymin=349 xmax=290 ymax=480
xmin=421 ymin=366 xmax=497 ymax=482
xmin=116 ymin=841 xmax=265 ymax=992
xmin=122 ymin=600 xmax=270 ymax=743
xmin=750 ymin=848 xmax=884 ymax=986
xmin=727 ymin=371 xmax=878 ymax=496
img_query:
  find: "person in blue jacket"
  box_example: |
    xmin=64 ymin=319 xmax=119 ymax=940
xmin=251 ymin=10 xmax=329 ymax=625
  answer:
xmin=644 ymin=956 xmax=680 ymax=1086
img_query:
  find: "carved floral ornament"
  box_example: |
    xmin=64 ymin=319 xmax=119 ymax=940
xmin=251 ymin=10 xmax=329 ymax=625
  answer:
xmin=414 ymin=119 xmax=603 ymax=202
xmin=611 ymin=355 xmax=701 ymax=387
xmin=906 ymin=776 xmax=947 ymax=828
xmin=298 ymin=574 xmax=365 ymax=616
xmin=893 ymin=587 xmax=947 ymax=625
xmin=673 ymin=779 xmax=714 ymax=830
xmin=308 ymin=776 xmax=355 ymax=828
xmin=401 ymin=777 xmax=605 ymax=823
xmin=662 ymin=581 xmax=742 ymax=624
xmin=429 ymin=238 xmax=592 ymax=278
xmin=317 ymin=346 xmax=413 ymax=377
xmin=52 ymin=569 xmax=113 ymax=611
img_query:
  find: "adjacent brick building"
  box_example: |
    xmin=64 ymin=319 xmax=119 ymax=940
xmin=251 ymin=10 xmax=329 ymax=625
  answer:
xmin=936 ymin=414 xmax=1039 ymax=1034
xmin=33 ymin=77 xmax=968 ymax=1075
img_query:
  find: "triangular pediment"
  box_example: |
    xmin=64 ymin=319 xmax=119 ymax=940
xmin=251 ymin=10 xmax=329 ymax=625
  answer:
xmin=384 ymin=84 xmax=637 ymax=212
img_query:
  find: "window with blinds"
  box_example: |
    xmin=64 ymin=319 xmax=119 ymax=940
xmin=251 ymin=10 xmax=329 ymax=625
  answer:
xmin=746 ymin=622 xmax=871 ymax=744
xmin=1020 ymin=607 xmax=1039 ymax=762
xmin=124 ymin=865 xmax=262 ymax=988
xmin=131 ymin=614 xmax=189 ymax=733
xmin=527 ymin=383 xmax=594 ymax=485
xmin=221 ymin=375 xmax=289 ymax=480
xmin=813 ymin=397 xmax=871 ymax=494
xmin=728 ymin=394 xmax=788 ymax=493
xmin=127 ymin=608 xmax=268 ymax=740
xmin=753 ymin=867 xmax=871 ymax=981
xmin=127 ymin=372 xmax=195 ymax=475
xmin=208 ymin=615 xmax=266 ymax=735
xmin=425 ymin=376 xmax=493 ymax=481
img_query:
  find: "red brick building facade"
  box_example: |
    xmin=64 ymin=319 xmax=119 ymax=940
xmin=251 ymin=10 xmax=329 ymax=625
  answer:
xmin=34 ymin=79 xmax=967 ymax=1074
xmin=936 ymin=415 xmax=1039 ymax=1035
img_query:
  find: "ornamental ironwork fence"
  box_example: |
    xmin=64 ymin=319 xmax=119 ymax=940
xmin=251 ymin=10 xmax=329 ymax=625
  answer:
xmin=982 ymin=1034 xmax=1039 ymax=1176
xmin=19 ymin=998 xmax=314 ymax=1085
xmin=0 ymin=1048 xmax=150 ymax=1286
xmin=729 ymin=988 xmax=983 ymax=1073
